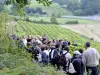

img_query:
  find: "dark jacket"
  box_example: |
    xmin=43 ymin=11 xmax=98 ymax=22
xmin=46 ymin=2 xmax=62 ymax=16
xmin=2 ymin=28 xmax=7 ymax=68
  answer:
xmin=71 ymin=57 xmax=83 ymax=75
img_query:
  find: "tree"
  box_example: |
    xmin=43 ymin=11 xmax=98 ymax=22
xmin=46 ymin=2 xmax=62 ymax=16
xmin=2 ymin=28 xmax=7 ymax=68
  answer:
xmin=0 ymin=3 xmax=4 ymax=12
xmin=7 ymin=0 xmax=52 ymax=8
xmin=53 ymin=0 xmax=68 ymax=5
xmin=81 ymin=0 xmax=100 ymax=15
xmin=67 ymin=0 xmax=80 ymax=11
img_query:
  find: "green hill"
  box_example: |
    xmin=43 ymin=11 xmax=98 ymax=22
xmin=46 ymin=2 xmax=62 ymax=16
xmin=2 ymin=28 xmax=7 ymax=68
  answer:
xmin=27 ymin=1 xmax=72 ymax=15
xmin=4 ymin=1 xmax=72 ymax=16
xmin=0 ymin=13 xmax=66 ymax=75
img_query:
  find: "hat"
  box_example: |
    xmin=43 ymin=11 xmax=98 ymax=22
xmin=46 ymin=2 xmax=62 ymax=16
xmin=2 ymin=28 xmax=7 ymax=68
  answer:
xmin=74 ymin=51 xmax=81 ymax=55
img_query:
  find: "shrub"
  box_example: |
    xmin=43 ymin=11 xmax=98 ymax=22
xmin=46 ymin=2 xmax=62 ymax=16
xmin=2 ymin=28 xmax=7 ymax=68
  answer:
xmin=51 ymin=17 xmax=58 ymax=24
xmin=65 ymin=20 xmax=79 ymax=24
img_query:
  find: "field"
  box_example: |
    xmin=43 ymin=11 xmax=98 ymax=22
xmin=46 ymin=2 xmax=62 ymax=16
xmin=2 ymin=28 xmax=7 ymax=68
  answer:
xmin=61 ymin=24 xmax=100 ymax=42
xmin=29 ymin=16 xmax=100 ymax=24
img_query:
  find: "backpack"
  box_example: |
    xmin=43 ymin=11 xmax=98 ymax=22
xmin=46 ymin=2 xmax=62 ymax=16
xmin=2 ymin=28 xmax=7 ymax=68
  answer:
xmin=68 ymin=59 xmax=76 ymax=74
xmin=58 ymin=52 xmax=68 ymax=67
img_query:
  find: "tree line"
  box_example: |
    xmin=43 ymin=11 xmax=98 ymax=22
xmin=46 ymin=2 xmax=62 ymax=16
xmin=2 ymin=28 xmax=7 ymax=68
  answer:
xmin=53 ymin=0 xmax=100 ymax=16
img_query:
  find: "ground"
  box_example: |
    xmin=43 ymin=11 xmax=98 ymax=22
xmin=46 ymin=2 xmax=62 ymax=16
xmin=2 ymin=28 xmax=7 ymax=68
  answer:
xmin=61 ymin=24 xmax=100 ymax=42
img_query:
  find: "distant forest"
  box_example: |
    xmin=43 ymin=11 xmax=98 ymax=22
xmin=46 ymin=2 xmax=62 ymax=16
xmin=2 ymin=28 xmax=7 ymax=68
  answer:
xmin=53 ymin=0 xmax=100 ymax=16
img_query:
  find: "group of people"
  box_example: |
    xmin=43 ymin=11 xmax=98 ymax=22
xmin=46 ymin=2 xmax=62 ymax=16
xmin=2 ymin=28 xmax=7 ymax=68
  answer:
xmin=18 ymin=34 xmax=100 ymax=75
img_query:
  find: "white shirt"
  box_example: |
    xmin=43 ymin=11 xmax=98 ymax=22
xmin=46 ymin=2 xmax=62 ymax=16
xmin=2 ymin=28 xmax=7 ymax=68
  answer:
xmin=63 ymin=50 xmax=72 ymax=61
xmin=82 ymin=47 xmax=100 ymax=67
xmin=44 ymin=50 xmax=49 ymax=56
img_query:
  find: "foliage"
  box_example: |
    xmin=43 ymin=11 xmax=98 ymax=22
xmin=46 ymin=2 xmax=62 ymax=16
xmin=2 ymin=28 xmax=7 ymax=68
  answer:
xmin=0 ymin=53 xmax=65 ymax=75
xmin=51 ymin=17 xmax=58 ymax=24
xmin=0 ymin=2 xmax=4 ymax=12
xmin=0 ymin=12 xmax=10 ymax=52
xmin=53 ymin=0 xmax=68 ymax=5
xmin=25 ymin=7 xmax=46 ymax=16
xmin=73 ymin=9 xmax=85 ymax=16
xmin=67 ymin=0 xmax=80 ymax=12
xmin=3 ymin=1 xmax=69 ymax=17
xmin=81 ymin=0 xmax=100 ymax=15
xmin=57 ymin=12 xmax=62 ymax=18
xmin=65 ymin=20 xmax=79 ymax=24
xmin=54 ymin=0 xmax=100 ymax=16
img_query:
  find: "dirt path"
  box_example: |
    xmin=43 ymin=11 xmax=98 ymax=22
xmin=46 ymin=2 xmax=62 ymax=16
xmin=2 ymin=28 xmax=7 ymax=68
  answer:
xmin=61 ymin=24 xmax=100 ymax=42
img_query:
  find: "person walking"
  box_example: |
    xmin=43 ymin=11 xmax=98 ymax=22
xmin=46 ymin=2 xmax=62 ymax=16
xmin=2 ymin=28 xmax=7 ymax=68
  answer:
xmin=82 ymin=42 xmax=100 ymax=75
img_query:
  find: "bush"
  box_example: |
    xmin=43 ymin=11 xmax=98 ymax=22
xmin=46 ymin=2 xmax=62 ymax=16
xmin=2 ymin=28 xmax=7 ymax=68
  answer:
xmin=65 ymin=20 xmax=79 ymax=24
xmin=51 ymin=17 xmax=58 ymax=24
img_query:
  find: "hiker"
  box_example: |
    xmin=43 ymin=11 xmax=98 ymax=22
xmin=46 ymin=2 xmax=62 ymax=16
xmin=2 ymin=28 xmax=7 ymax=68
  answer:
xmin=49 ymin=46 xmax=56 ymax=65
xmin=33 ymin=42 xmax=42 ymax=62
xmin=68 ymin=51 xmax=83 ymax=75
xmin=82 ymin=42 xmax=100 ymax=75
xmin=42 ymin=34 xmax=49 ymax=44
xmin=27 ymin=35 xmax=32 ymax=46
xmin=60 ymin=46 xmax=72 ymax=71
xmin=51 ymin=39 xmax=56 ymax=46
xmin=79 ymin=48 xmax=84 ymax=75
xmin=50 ymin=44 xmax=61 ymax=70
xmin=41 ymin=46 xmax=49 ymax=65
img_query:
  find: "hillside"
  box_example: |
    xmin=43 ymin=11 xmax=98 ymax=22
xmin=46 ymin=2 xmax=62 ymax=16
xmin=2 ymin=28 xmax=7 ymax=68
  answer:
xmin=0 ymin=12 xmax=100 ymax=75
xmin=26 ymin=1 xmax=72 ymax=15
xmin=14 ymin=20 xmax=100 ymax=53
xmin=4 ymin=1 xmax=72 ymax=16
xmin=0 ymin=13 xmax=66 ymax=75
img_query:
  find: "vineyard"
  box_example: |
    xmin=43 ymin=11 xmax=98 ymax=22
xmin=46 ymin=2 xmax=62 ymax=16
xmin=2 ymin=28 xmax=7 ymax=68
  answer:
xmin=16 ymin=21 xmax=87 ymax=42
xmin=15 ymin=21 xmax=100 ymax=52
